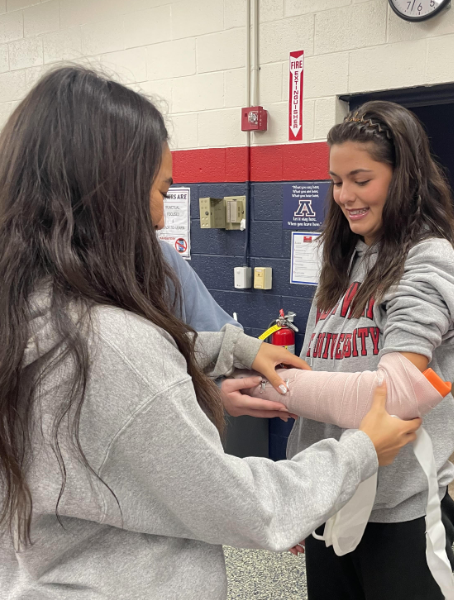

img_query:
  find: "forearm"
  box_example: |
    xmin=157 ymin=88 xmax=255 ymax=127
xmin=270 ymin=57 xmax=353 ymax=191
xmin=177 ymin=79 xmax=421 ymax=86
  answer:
xmin=238 ymin=353 xmax=444 ymax=429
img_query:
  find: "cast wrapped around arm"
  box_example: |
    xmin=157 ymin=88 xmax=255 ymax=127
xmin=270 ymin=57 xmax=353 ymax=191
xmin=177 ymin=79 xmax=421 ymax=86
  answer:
xmin=236 ymin=352 xmax=446 ymax=429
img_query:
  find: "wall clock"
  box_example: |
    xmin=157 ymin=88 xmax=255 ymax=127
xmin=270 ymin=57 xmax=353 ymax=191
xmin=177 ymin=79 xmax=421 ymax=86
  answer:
xmin=389 ymin=0 xmax=451 ymax=21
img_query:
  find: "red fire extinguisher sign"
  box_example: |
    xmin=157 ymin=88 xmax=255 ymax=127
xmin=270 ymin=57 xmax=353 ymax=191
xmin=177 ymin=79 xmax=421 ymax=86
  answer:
xmin=289 ymin=50 xmax=304 ymax=142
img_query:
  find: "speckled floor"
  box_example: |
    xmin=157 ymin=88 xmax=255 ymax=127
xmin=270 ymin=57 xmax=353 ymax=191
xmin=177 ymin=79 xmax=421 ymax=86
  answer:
xmin=222 ymin=472 xmax=454 ymax=599
xmin=224 ymin=480 xmax=454 ymax=599
xmin=224 ymin=546 xmax=307 ymax=600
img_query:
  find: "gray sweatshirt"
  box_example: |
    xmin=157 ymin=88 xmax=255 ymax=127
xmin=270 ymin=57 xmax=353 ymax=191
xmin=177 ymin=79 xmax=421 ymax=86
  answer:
xmin=288 ymin=237 xmax=454 ymax=523
xmin=0 ymin=293 xmax=377 ymax=599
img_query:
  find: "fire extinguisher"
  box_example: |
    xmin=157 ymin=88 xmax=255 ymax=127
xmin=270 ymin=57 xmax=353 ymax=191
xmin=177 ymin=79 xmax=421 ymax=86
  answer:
xmin=259 ymin=309 xmax=299 ymax=354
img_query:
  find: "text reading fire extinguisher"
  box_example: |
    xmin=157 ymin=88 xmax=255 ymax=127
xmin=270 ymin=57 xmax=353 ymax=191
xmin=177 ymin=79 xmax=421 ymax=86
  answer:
xmin=258 ymin=309 xmax=298 ymax=354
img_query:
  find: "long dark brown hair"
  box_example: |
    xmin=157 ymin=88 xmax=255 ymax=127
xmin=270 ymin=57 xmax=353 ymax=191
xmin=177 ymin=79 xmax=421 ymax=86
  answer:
xmin=316 ymin=100 xmax=454 ymax=317
xmin=0 ymin=66 xmax=224 ymax=546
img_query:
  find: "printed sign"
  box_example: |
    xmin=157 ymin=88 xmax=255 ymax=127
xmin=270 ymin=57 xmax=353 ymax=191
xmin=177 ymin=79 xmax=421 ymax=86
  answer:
xmin=290 ymin=231 xmax=321 ymax=286
xmin=289 ymin=50 xmax=304 ymax=141
xmin=157 ymin=186 xmax=191 ymax=260
xmin=282 ymin=181 xmax=331 ymax=230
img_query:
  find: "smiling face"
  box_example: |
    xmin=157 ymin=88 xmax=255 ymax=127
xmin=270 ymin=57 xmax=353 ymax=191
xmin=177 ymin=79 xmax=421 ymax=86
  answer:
xmin=329 ymin=141 xmax=393 ymax=246
xmin=149 ymin=142 xmax=173 ymax=230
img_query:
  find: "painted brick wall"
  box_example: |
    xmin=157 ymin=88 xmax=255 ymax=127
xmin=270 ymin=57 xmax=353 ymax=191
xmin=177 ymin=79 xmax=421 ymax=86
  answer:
xmin=188 ymin=180 xmax=316 ymax=346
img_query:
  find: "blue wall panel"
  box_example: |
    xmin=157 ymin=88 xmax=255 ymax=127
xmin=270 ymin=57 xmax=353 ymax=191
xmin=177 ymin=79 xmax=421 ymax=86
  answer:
xmin=188 ymin=181 xmax=316 ymax=336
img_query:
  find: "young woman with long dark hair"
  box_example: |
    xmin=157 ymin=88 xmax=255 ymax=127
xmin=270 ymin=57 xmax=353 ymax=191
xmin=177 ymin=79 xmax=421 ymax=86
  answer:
xmin=238 ymin=100 xmax=454 ymax=599
xmin=0 ymin=69 xmax=419 ymax=599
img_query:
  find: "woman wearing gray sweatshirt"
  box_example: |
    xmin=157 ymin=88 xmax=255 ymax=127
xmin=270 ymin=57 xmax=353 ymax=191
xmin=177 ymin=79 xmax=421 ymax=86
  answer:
xmin=287 ymin=102 xmax=454 ymax=600
xmin=0 ymin=68 xmax=418 ymax=600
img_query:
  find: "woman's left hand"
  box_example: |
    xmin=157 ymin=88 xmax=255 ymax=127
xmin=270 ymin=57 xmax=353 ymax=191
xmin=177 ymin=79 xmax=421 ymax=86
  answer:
xmin=221 ymin=376 xmax=295 ymax=420
xmin=251 ymin=343 xmax=311 ymax=395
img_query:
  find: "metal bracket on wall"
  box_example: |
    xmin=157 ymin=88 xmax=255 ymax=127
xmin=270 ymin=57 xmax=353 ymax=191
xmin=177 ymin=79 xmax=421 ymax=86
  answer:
xmin=199 ymin=197 xmax=226 ymax=229
xmin=224 ymin=196 xmax=246 ymax=230
xmin=199 ymin=196 xmax=246 ymax=230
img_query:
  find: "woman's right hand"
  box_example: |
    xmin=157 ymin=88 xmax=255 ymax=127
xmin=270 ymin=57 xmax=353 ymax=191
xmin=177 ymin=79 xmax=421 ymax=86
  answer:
xmin=359 ymin=382 xmax=422 ymax=466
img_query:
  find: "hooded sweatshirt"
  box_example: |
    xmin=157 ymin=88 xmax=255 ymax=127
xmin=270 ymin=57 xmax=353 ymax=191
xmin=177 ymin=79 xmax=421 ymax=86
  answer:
xmin=0 ymin=291 xmax=377 ymax=600
xmin=288 ymin=237 xmax=454 ymax=523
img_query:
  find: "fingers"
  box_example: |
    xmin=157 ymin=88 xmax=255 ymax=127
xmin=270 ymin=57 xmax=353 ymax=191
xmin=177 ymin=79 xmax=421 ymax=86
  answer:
xmin=234 ymin=394 xmax=289 ymax=412
xmin=402 ymin=417 xmax=422 ymax=433
xmin=266 ymin=371 xmax=289 ymax=395
xmin=221 ymin=376 xmax=262 ymax=393
xmin=251 ymin=344 xmax=311 ymax=395
xmin=279 ymin=353 xmax=312 ymax=371
xmin=222 ymin=387 xmax=294 ymax=419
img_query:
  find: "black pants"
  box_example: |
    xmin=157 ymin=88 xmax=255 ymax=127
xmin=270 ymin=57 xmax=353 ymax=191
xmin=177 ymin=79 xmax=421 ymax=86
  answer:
xmin=305 ymin=492 xmax=454 ymax=600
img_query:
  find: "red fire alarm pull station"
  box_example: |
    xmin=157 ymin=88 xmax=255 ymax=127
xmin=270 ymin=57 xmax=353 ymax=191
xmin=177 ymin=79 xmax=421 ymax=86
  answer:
xmin=241 ymin=106 xmax=268 ymax=131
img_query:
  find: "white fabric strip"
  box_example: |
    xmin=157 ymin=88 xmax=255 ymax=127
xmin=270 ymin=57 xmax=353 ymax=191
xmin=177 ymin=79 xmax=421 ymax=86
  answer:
xmin=312 ymin=472 xmax=378 ymax=556
xmin=413 ymin=428 xmax=454 ymax=600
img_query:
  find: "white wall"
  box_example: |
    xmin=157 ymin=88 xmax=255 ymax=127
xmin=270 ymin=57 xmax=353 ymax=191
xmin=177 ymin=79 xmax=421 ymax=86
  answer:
xmin=0 ymin=0 xmax=454 ymax=149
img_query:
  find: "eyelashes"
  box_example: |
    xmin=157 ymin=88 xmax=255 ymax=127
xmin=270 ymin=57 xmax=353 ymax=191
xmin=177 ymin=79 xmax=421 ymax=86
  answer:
xmin=332 ymin=181 xmax=371 ymax=188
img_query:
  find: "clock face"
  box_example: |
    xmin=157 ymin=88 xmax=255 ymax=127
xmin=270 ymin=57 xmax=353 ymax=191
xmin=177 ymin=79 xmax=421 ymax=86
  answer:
xmin=389 ymin=0 xmax=451 ymax=21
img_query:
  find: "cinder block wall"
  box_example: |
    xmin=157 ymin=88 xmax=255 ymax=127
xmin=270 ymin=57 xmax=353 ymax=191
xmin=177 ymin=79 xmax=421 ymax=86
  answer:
xmin=2 ymin=1 xmax=454 ymax=144
xmin=1 ymin=0 xmax=454 ymax=456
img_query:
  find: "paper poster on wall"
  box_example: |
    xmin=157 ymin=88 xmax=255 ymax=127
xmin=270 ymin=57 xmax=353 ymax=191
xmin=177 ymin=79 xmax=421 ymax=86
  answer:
xmin=289 ymin=50 xmax=304 ymax=141
xmin=283 ymin=181 xmax=330 ymax=231
xmin=290 ymin=231 xmax=321 ymax=286
xmin=157 ymin=186 xmax=191 ymax=260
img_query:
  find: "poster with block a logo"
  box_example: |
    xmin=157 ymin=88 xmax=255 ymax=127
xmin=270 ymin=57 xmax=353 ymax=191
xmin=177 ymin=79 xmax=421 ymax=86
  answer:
xmin=289 ymin=50 xmax=304 ymax=141
xmin=282 ymin=181 xmax=331 ymax=231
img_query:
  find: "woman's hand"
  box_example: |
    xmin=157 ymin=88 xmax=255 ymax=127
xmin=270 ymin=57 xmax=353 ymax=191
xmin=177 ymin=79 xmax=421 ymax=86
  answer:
xmin=251 ymin=343 xmax=311 ymax=394
xmin=289 ymin=540 xmax=305 ymax=556
xmin=360 ymin=382 xmax=422 ymax=466
xmin=220 ymin=344 xmax=310 ymax=420
xmin=221 ymin=377 xmax=296 ymax=421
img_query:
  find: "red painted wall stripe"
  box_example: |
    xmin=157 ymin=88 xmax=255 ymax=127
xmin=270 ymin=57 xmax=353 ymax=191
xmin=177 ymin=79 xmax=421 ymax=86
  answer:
xmin=172 ymin=142 xmax=329 ymax=183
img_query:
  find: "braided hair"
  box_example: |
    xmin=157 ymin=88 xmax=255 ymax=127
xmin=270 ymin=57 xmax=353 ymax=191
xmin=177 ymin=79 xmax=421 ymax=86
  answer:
xmin=316 ymin=100 xmax=454 ymax=317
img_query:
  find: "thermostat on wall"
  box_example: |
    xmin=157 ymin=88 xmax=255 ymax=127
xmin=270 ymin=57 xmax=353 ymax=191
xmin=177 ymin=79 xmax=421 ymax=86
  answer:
xmin=254 ymin=267 xmax=272 ymax=290
xmin=234 ymin=266 xmax=252 ymax=289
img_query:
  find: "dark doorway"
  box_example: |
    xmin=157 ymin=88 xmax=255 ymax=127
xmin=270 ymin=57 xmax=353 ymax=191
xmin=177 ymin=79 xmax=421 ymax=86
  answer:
xmin=340 ymin=83 xmax=454 ymax=194
xmin=411 ymin=103 xmax=454 ymax=192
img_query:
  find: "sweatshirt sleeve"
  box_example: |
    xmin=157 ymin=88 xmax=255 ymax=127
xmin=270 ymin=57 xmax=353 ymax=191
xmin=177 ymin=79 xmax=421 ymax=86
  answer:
xmin=98 ymin=378 xmax=377 ymax=552
xmin=160 ymin=241 xmax=242 ymax=332
xmin=194 ymin=325 xmax=263 ymax=377
xmin=379 ymin=238 xmax=454 ymax=360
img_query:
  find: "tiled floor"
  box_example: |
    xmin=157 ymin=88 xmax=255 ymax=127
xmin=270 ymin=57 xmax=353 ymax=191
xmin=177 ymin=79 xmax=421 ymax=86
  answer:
xmin=225 ymin=546 xmax=307 ymax=600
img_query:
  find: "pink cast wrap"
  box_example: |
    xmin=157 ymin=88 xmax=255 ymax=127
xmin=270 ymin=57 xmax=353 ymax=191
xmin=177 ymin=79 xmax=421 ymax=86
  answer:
xmin=238 ymin=352 xmax=444 ymax=428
